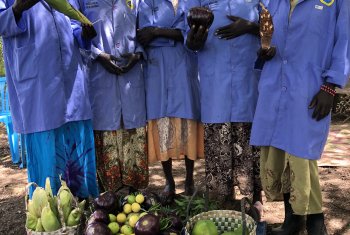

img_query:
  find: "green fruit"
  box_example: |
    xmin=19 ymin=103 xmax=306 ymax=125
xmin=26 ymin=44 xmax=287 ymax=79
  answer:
xmin=192 ymin=220 xmax=218 ymax=235
xmin=108 ymin=222 xmax=120 ymax=234
xmin=135 ymin=194 xmax=144 ymax=204
xmin=121 ymin=224 xmax=133 ymax=235
xmin=109 ymin=214 xmax=118 ymax=222
xmin=127 ymin=195 xmax=136 ymax=204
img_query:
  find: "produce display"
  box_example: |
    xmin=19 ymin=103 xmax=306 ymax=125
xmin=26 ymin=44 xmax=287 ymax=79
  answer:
xmin=85 ymin=191 xmax=183 ymax=235
xmin=25 ymin=177 xmax=85 ymax=233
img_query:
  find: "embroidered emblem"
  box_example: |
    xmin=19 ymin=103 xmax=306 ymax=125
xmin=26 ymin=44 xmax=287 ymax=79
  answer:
xmin=320 ymin=0 xmax=334 ymax=6
xmin=86 ymin=0 xmax=99 ymax=8
xmin=126 ymin=0 xmax=134 ymax=9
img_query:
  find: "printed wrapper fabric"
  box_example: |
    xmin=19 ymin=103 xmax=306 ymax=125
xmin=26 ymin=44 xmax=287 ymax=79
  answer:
xmin=94 ymin=127 xmax=149 ymax=192
xmin=26 ymin=120 xmax=99 ymax=198
xmin=148 ymin=117 xmax=204 ymax=163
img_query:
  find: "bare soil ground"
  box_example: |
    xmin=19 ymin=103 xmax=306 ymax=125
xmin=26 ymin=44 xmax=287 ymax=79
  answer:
xmin=0 ymin=125 xmax=349 ymax=235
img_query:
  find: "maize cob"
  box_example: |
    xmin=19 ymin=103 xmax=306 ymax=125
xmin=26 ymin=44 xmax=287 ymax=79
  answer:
xmin=44 ymin=0 xmax=93 ymax=25
xmin=25 ymin=212 xmax=38 ymax=231
xmin=67 ymin=208 xmax=82 ymax=226
xmin=32 ymin=187 xmax=49 ymax=218
xmin=41 ymin=204 xmax=61 ymax=232
xmin=35 ymin=218 xmax=45 ymax=232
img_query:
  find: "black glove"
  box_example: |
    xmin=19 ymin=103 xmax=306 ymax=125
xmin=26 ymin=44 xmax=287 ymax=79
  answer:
xmin=97 ymin=52 xmax=123 ymax=75
xmin=81 ymin=24 xmax=97 ymax=40
xmin=12 ymin=0 xmax=39 ymax=21
xmin=187 ymin=7 xmax=214 ymax=29
xmin=215 ymin=15 xmax=259 ymax=40
xmin=120 ymin=53 xmax=142 ymax=74
xmin=137 ymin=27 xmax=158 ymax=47
xmin=186 ymin=25 xmax=208 ymax=51
xmin=257 ymin=47 xmax=276 ymax=61
xmin=308 ymin=84 xmax=335 ymax=121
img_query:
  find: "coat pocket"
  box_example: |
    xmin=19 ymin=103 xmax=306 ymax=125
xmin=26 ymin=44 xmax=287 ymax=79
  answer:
xmin=14 ymin=44 xmax=38 ymax=82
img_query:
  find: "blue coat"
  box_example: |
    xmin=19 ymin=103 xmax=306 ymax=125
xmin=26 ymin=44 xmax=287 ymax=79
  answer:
xmin=138 ymin=0 xmax=200 ymax=121
xmin=185 ymin=0 xmax=261 ymax=124
xmin=250 ymin=0 xmax=350 ymax=160
xmin=73 ymin=0 xmax=146 ymax=130
xmin=0 ymin=0 xmax=92 ymax=134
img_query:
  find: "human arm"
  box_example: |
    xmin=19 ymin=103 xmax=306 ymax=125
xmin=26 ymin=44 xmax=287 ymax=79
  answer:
xmin=215 ymin=15 xmax=259 ymax=40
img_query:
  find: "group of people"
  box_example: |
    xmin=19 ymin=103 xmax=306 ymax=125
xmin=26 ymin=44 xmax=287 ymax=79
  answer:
xmin=1 ymin=0 xmax=349 ymax=234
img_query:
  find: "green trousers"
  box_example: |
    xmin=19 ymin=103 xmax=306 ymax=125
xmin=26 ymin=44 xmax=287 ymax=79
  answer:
xmin=260 ymin=146 xmax=323 ymax=215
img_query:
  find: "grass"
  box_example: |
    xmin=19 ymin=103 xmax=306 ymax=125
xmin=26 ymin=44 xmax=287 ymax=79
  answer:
xmin=0 ymin=39 xmax=5 ymax=76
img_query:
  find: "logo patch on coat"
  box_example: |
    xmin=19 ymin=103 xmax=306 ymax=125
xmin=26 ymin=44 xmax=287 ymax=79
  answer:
xmin=320 ymin=0 xmax=334 ymax=6
xmin=126 ymin=0 xmax=134 ymax=9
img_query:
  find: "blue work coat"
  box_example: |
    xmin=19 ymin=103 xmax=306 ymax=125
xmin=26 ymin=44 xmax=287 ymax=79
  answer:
xmin=138 ymin=0 xmax=200 ymax=121
xmin=185 ymin=0 xmax=261 ymax=124
xmin=73 ymin=0 xmax=146 ymax=130
xmin=0 ymin=1 xmax=92 ymax=134
xmin=250 ymin=0 xmax=350 ymax=160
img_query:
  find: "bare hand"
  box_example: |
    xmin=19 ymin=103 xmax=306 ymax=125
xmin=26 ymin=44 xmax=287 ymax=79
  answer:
xmin=120 ymin=53 xmax=142 ymax=74
xmin=12 ymin=0 xmax=39 ymax=20
xmin=81 ymin=24 xmax=97 ymax=40
xmin=97 ymin=52 xmax=123 ymax=75
xmin=215 ymin=15 xmax=258 ymax=40
xmin=308 ymin=88 xmax=334 ymax=121
xmin=186 ymin=25 xmax=208 ymax=51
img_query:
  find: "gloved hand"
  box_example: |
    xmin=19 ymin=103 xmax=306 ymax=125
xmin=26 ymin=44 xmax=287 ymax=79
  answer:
xmin=12 ymin=0 xmax=39 ymax=20
xmin=215 ymin=15 xmax=259 ymax=40
xmin=257 ymin=47 xmax=276 ymax=61
xmin=187 ymin=7 xmax=214 ymax=29
xmin=97 ymin=52 xmax=123 ymax=75
xmin=186 ymin=25 xmax=208 ymax=51
xmin=137 ymin=27 xmax=158 ymax=47
xmin=120 ymin=53 xmax=142 ymax=73
xmin=81 ymin=24 xmax=97 ymax=40
xmin=309 ymin=83 xmax=335 ymax=121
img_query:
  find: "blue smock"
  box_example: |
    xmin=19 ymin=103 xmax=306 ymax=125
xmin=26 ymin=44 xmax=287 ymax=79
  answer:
xmin=185 ymin=0 xmax=261 ymax=124
xmin=250 ymin=0 xmax=350 ymax=160
xmin=138 ymin=0 xmax=200 ymax=120
xmin=73 ymin=0 xmax=146 ymax=130
xmin=0 ymin=0 xmax=92 ymax=134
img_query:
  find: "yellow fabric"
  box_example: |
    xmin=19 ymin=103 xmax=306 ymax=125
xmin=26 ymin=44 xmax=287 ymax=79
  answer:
xmin=260 ymin=146 xmax=323 ymax=215
xmin=148 ymin=117 xmax=204 ymax=163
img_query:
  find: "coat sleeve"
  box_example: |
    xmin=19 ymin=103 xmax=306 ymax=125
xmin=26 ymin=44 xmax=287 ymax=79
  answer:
xmin=69 ymin=0 xmax=91 ymax=50
xmin=0 ymin=0 xmax=27 ymax=38
xmin=322 ymin=0 xmax=350 ymax=88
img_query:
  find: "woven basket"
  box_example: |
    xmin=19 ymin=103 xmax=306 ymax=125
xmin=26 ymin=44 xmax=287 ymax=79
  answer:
xmin=183 ymin=209 xmax=256 ymax=235
xmin=25 ymin=183 xmax=80 ymax=235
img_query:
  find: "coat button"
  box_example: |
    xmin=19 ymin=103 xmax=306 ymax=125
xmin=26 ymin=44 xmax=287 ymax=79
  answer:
xmin=283 ymin=60 xmax=288 ymax=65
xmin=282 ymin=86 xmax=287 ymax=91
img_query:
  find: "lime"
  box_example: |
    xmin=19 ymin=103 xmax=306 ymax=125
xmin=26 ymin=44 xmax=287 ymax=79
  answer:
xmin=109 ymin=214 xmax=118 ymax=222
xmin=127 ymin=195 xmax=136 ymax=204
xmin=108 ymin=222 xmax=120 ymax=234
xmin=121 ymin=225 xmax=133 ymax=235
xmin=117 ymin=213 xmax=127 ymax=223
xmin=135 ymin=194 xmax=145 ymax=204
xmin=131 ymin=203 xmax=141 ymax=213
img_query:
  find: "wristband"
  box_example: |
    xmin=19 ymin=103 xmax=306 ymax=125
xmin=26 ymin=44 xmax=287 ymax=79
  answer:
xmin=321 ymin=84 xmax=336 ymax=97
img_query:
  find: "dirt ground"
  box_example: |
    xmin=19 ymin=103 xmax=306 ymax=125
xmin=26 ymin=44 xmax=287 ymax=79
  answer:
xmin=0 ymin=125 xmax=349 ymax=235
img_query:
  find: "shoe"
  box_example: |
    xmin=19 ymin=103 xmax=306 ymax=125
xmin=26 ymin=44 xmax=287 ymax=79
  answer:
xmin=306 ymin=213 xmax=328 ymax=235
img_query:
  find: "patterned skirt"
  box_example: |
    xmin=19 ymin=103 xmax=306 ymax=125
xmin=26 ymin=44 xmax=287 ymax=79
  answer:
xmin=26 ymin=120 xmax=99 ymax=198
xmin=148 ymin=117 xmax=204 ymax=163
xmin=94 ymin=127 xmax=148 ymax=192
xmin=204 ymin=123 xmax=262 ymax=197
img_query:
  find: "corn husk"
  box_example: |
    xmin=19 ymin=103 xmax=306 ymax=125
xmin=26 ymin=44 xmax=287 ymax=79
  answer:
xmin=41 ymin=204 xmax=61 ymax=232
xmin=44 ymin=0 xmax=92 ymax=25
xmin=259 ymin=3 xmax=274 ymax=49
xmin=58 ymin=185 xmax=73 ymax=224
xmin=32 ymin=187 xmax=49 ymax=218
xmin=35 ymin=218 xmax=45 ymax=232
xmin=26 ymin=212 xmax=38 ymax=231
xmin=67 ymin=208 xmax=82 ymax=227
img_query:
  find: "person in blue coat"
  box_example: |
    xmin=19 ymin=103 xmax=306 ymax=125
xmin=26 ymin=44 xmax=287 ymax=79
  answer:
xmin=0 ymin=0 xmax=99 ymax=197
xmin=185 ymin=0 xmax=263 ymax=213
xmin=137 ymin=0 xmax=203 ymax=204
xmin=251 ymin=0 xmax=350 ymax=234
xmin=71 ymin=0 xmax=149 ymax=193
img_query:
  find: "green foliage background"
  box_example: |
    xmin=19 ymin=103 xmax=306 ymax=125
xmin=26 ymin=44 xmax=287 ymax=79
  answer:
xmin=0 ymin=39 xmax=5 ymax=76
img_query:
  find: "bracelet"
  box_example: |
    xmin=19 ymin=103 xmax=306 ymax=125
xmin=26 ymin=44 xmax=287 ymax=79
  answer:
xmin=321 ymin=84 xmax=336 ymax=96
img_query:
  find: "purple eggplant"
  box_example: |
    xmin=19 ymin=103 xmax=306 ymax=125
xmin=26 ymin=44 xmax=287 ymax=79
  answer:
xmin=85 ymin=222 xmax=112 ymax=235
xmin=135 ymin=214 xmax=161 ymax=235
xmin=168 ymin=214 xmax=183 ymax=232
xmin=88 ymin=210 xmax=109 ymax=225
xmin=94 ymin=191 xmax=118 ymax=213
